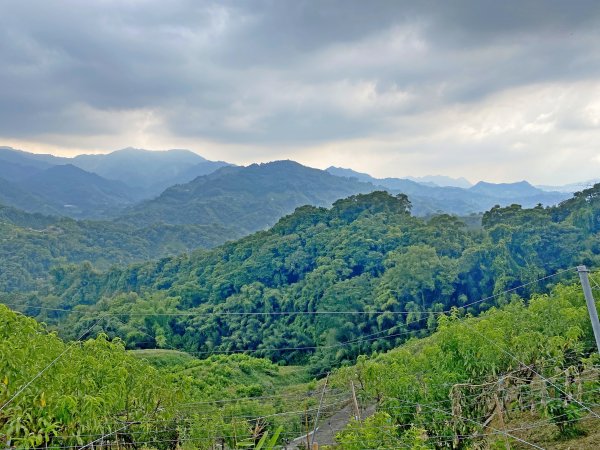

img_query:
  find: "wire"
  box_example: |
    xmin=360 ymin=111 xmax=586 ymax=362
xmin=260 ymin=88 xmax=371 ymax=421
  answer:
xmin=418 ymin=402 xmax=547 ymax=450
xmin=107 ymin=305 xmax=430 ymax=359
xmin=0 ymin=265 xmax=578 ymax=318
xmin=0 ymin=315 xmax=105 ymax=413
xmin=459 ymin=266 xmax=576 ymax=310
xmin=589 ymin=273 xmax=600 ymax=291
xmin=0 ymin=265 xmax=593 ymax=449
xmin=458 ymin=319 xmax=600 ymax=420
xmin=80 ymin=423 xmax=131 ymax=449
xmin=185 ymin=324 xmax=429 ymax=356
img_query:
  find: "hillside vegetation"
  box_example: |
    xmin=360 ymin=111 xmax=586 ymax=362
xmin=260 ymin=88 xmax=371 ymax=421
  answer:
xmin=13 ymin=184 xmax=599 ymax=374
xmin=0 ymin=304 xmax=321 ymax=449
xmin=118 ymin=160 xmax=378 ymax=229
xmin=330 ymin=282 xmax=600 ymax=448
xmin=0 ymin=204 xmax=239 ymax=291
xmin=2 ymin=276 xmax=599 ymax=448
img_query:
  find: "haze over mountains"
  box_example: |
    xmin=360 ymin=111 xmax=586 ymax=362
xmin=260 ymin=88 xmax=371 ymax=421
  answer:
xmin=0 ymin=146 xmax=230 ymax=217
xmin=0 ymin=146 xmax=575 ymax=233
xmin=326 ymin=166 xmax=569 ymax=215
xmin=71 ymin=147 xmax=230 ymax=195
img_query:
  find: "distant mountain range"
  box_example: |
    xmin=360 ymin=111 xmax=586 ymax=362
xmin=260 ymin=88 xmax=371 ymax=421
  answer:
xmin=537 ymin=179 xmax=600 ymax=193
xmin=0 ymin=146 xmax=230 ymax=218
xmin=0 ymin=146 xmax=578 ymax=228
xmin=401 ymin=175 xmax=472 ymax=188
xmin=325 ymin=167 xmax=472 ymax=188
xmin=326 ymin=166 xmax=569 ymax=215
xmin=71 ymin=147 xmax=230 ymax=195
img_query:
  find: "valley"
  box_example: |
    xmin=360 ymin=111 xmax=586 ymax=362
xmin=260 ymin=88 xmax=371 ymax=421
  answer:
xmin=1 ymin=155 xmax=599 ymax=447
xmin=3 ymin=3 xmax=600 ymax=448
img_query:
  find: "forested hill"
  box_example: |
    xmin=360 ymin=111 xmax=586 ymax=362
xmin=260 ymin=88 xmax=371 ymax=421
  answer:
xmin=0 ymin=146 xmax=230 ymax=216
xmin=0 ymin=203 xmax=239 ymax=292
xmin=29 ymin=185 xmax=600 ymax=371
xmin=71 ymin=147 xmax=230 ymax=195
xmin=0 ymin=163 xmax=138 ymax=218
xmin=115 ymin=159 xmax=570 ymax=231
xmin=117 ymin=160 xmax=378 ymax=229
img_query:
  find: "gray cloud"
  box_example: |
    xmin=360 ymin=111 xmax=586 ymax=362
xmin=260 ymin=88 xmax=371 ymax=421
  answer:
xmin=1 ymin=0 xmax=600 ymax=182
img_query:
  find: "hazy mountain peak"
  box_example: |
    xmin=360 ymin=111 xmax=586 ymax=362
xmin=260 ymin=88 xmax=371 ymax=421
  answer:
xmin=113 ymin=147 xmax=207 ymax=161
xmin=472 ymin=180 xmax=533 ymax=188
xmin=71 ymin=148 xmax=229 ymax=193
xmin=405 ymin=175 xmax=472 ymax=188
xmin=252 ymin=160 xmax=319 ymax=171
xmin=0 ymin=146 xmax=69 ymax=167
xmin=469 ymin=180 xmax=543 ymax=199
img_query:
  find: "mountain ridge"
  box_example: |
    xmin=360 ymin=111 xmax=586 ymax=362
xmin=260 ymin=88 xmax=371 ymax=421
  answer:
xmin=118 ymin=160 xmax=379 ymax=231
xmin=71 ymin=147 xmax=230 ymax=194
xmin=326 ymin=165 xmax=569 ymax=214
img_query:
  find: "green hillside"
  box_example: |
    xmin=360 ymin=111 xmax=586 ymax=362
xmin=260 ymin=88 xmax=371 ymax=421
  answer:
xmin=118 ymin=160 xmax=378 ymax=230
xmin=0 ymin=203 xmax=239 ymax=292
xmin=2 ymin=277 xmax=600 ymax=448
xmin=329 ymin=282 xmax=600 ymax=448
xmin=0 ymin=304 xmax=321 ymax=449
xmin=16 ymin=185 xmax=600 ymax=373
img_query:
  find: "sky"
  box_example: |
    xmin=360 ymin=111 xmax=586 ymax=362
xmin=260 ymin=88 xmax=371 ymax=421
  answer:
xmin=1 ymin=0 xmax=600 ymax=184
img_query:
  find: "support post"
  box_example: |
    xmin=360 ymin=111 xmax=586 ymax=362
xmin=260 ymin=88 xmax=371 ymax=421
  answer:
xmin=577 ymin=265 xmax=600 ymax=356
xmin=350 ymin=381 xmax=361 ymax=421
xmin=495 ymin=378 xmax=510 ymax=450
xmin=311 ymin=373 xmax=329 ymax=448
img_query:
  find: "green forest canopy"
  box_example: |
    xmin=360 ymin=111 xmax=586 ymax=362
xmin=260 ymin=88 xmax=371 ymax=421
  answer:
xmin=2 ymin=276 xmax=600 ymax=448
xmin=4 ymin=184 xmax=599 ymax=372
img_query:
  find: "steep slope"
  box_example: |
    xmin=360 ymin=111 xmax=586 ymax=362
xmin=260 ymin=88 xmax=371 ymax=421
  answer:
xmin=0 ymin=203 xmax=239 ymax=291
xmin=72 ymin=147 xmax=230 ymax=195
xmin=0 ymin=177 xmax=60 ymax=215
xmin=37 ymin=185 xmax=600 ymax=368
xmin=0 ymin=146 xmax=69 ymax=168
xmin=119 ymin=160 xmax=378 ymax=230
xmin=17 ymin=164 xmax=137 ymax=218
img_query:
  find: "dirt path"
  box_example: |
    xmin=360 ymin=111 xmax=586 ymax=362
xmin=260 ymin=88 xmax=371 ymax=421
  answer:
xmin=286 ymin=404 xmax=376 ymax=448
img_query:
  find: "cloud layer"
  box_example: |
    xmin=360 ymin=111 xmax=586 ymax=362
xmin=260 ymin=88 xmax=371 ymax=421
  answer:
xmin=1 ymin=0 xmax=600 ymax=183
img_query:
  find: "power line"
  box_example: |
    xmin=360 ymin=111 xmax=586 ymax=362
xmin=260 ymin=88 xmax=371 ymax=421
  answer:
xmin=458 ymin=319 xmax=600 ymax=420
xmin=0 ymin=315 xmax=105 ymax=413
xmin=418 ymin=402 xmax=547 ymax=450
xmin=0 ymin=265 xmax=594 ymax=449
xmin=80 ymin=423 xmax=132 ymax=450
xmin=0 ymin=265 xmax=578 ymax=318
xmin=589 ymin=273 xmax=600 ymax=291
xmin=459 ymin=266 xmax=576 ymax=310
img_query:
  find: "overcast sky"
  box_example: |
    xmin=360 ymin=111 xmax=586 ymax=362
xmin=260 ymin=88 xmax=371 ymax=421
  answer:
xmin=1 ymin=0 xmax=600 ymax=184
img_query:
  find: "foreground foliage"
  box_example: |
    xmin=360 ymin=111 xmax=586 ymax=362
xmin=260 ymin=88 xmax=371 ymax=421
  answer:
xmin=331 ymin=282 xmax=600 ymax=448
xmin=0 ymin=305 xmax=317 ymax=449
